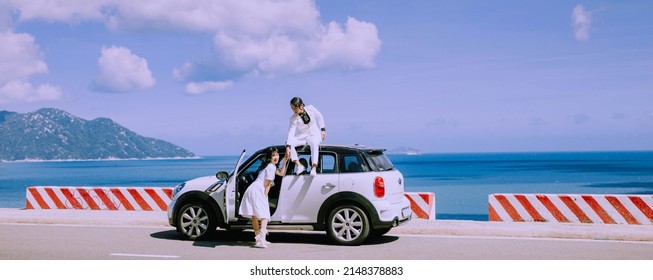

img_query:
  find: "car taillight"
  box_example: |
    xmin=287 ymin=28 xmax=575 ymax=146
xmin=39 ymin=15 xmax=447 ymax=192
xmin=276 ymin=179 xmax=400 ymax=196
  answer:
xmin=374 ymin=176 xmax=385 ymax=198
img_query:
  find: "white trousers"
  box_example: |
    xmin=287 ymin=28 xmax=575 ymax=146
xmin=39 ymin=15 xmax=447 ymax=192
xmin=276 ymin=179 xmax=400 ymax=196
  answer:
xmin=287 ymin=134 xmax=320 ymax=166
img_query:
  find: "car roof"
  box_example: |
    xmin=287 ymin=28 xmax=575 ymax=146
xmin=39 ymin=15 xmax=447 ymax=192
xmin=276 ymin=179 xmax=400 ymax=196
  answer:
xmin=254 ymin=144 xmax=386 ymax=155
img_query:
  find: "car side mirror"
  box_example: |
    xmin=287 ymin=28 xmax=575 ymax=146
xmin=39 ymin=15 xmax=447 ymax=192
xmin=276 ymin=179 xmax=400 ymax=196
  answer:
xmin=216 ymin=171 xmax=229 ymax=180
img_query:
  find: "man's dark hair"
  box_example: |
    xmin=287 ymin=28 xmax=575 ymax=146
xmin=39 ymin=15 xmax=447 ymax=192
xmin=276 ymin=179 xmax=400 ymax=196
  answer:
xmin=290 ymin=97 xmax=304 ymax=107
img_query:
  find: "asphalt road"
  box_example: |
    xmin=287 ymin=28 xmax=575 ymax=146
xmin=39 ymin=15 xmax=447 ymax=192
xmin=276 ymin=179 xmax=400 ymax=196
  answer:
xmin=2 ymin=209 xmax=652 ymax=279
xmin=1 ymin=222 xmax=653 ymax=260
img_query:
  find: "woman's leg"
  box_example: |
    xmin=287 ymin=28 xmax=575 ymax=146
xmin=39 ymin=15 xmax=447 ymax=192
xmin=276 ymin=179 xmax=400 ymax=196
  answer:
xmin=260 ymin=218 xmax=270 ymax=245
xmin=260 ymin=218 xmax=268 ymax=234
xmin=252 ymin=216 xmax=260 ymax=235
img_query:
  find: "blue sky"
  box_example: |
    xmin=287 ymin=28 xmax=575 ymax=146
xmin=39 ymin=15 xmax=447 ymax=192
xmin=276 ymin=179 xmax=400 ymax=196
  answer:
xmin=1 ymin=1 xmax=652 ymax=156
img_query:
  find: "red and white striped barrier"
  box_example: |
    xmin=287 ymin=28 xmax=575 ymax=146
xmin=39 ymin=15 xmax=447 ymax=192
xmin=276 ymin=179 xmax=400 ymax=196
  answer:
xmin=26 ymin=186 xmax=172 ymax=211
xmin=25 ymin=186 xmax=437 ymax=220
xmin=489 ymin=193 xmax=653 ymax=225
xmin=405 ymin=192 xmax=436 ymax=219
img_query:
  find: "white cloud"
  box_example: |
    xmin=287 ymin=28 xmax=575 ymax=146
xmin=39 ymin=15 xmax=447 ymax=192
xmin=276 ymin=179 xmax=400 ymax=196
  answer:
xmin=213 ymin=32 xmax=300 ymax=73
xmin=0 ymin=30 xmax=63 ymax=103
xmin=10 ymin=0 xmax=108 ymax=23
xmin=572 ymin=4 xmax=592 ymax=42
xmin=0 ymin=3 xmax=14 ymax=31
xmin=0 ymin=31 xmax=48 ymax=84
xmin=92 ymin=46 xmax=155 ymax=93
xmin=6 ymin=0 xmax=381 ymax=87
xmin=212 ymin=16 xmax=381 ymax=77
xmin=104 ymin=0 xmax=320 ymax=35
xmin=0 ymin=80 xmax=63 ymax=104
xmin=310 ymin=17 xmax=381 ymax=71
xmin=185 ymin=81 xmax=234 ymax=95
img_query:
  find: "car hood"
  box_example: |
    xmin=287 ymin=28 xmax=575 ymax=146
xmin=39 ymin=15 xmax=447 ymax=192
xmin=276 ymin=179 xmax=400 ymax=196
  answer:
xmin=182 ymin=175 xmax=219 ymax=192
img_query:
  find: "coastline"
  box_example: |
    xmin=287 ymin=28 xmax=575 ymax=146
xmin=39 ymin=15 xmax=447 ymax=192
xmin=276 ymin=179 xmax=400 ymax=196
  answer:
xmin=1 ymin=156 xmax=202 ymax=163
xmin=1 ymin=208 xmax=651 ymax=242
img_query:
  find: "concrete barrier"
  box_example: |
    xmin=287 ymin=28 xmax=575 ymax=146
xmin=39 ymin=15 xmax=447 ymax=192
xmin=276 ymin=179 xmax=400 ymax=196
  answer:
xmin=26 ymin=186 xmax=171 ymax=211
xmin=405 ymin=192 xmax=436 ymax=219
xmin=25 ymin=187 xmax=437 ymax=219
xmin=489 ymin=193 xmax=653 ymax=225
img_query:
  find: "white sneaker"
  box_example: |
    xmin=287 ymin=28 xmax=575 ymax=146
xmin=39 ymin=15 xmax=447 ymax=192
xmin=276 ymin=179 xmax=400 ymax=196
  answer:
xmin=254 ymin=239 xmax=267 ymax=248
xmin=254 ymin=234 xmax=268 ymax=248
xmin=296 ymin=164 xmax=306 ymax=175
xmin=310 ymin=168 xmax=317 ymax=176
xmin=261 ymin=230 xmax=271 ymax=245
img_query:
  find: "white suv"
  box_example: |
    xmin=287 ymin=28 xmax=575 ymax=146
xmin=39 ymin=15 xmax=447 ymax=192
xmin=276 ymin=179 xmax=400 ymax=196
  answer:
xmin=167 ymin=144 xmax=412 ymax=245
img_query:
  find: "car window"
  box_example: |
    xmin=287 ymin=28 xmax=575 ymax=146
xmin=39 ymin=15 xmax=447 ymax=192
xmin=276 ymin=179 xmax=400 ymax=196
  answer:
xmin=242 ymin=156 xmax=265 ymax=175
xmin=341 ymin=154 xmax=366 ymax=173
xmin=288 ymin=154 xmax=312 ymax=175
xmin=320 ymin=153 xmax=336 ymax=174
xmin=238 ymin=156 xmax=268 ymax=186
xmin=366 ymin=151 xmax=394 ymax=171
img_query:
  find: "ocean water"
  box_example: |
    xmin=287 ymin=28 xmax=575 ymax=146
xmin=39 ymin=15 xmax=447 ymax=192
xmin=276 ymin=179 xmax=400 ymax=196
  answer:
xmin=1 ymin=151 xmax=652 ymax=221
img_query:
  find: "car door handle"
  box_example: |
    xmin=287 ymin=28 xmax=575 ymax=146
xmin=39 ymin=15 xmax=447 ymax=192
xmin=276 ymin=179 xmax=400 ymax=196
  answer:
xmin=323 ymin=183 xmax=336 ymax=189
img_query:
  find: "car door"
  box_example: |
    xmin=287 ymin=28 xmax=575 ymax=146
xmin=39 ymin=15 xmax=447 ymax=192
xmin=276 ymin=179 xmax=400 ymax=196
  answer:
xmin=225 ymin=149 xmax=247 ymax=222
xmin=272 ymin=152 xmax=338 ymax=223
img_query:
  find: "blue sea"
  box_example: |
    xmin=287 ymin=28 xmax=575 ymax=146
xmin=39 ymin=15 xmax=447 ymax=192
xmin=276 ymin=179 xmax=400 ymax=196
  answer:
xmin=1 ymin=151 xmax=652 ymax=221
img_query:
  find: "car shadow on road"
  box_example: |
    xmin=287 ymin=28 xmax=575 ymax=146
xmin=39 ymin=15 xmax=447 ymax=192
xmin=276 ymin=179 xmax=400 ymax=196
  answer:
xmin=150 ymin=229 xmax=400 ymax=247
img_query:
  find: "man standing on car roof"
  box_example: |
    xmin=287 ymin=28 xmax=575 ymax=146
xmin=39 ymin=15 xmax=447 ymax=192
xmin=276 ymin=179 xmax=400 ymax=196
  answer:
xmin=286 ymin=97 xmax=326 ymax=176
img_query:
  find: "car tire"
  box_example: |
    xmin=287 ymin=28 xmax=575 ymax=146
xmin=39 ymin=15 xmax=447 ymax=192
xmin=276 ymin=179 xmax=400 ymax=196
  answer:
xmin=176 ymin=202 xmax=216 ymax=240
xmin=326 ymin=205 xmax=370 ymax=246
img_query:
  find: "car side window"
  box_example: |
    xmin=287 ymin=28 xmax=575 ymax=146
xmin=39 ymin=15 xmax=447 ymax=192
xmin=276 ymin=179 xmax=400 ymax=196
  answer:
xmin=243 ymin=157 xmax=264 ymax=174
xmin=320 ymin=153 xmax=336 ymax=174
xmin=291 ymin=154 xmax=312 ymax=175
xmin=240 ymin=156 xmax=265 ymax=185
xmin=341 ymin=154 xmax=365 ymax=173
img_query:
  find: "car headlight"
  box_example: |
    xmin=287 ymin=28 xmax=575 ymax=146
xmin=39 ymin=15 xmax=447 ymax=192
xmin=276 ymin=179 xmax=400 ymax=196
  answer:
xmin=172 ymin=183 xmax=185 ymax=197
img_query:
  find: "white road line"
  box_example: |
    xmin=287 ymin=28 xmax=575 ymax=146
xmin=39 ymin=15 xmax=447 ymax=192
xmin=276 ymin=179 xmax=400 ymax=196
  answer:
xmin=110 ymin=253 xmax=179 ymax=258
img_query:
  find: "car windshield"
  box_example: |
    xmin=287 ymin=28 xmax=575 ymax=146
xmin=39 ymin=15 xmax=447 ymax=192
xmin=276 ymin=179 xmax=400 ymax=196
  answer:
xmin=366 ymin=151 xmax=394 ymax=171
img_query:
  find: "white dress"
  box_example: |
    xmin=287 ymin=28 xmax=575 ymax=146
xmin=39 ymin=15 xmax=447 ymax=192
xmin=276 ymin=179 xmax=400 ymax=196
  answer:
xmin=238 ymin=163 xmax=276 ymax=219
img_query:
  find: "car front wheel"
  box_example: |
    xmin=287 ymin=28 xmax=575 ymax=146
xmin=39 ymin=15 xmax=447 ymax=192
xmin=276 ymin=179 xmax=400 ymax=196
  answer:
xmin=326 ymin=205 xmax=370 ymax=246
xmin=176 ymin=202 xmax=216 ymax=240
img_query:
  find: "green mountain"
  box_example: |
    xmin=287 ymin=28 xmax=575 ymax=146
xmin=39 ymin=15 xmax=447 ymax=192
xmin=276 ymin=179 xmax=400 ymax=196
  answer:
xmin=0 ymin=108 xmax=196 ymax=161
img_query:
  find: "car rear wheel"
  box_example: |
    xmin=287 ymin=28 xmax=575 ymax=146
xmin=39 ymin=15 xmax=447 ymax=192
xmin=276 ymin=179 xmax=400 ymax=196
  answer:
xmin=176 ymin=202 xmax=216 ymax=240
xmin=326 ymin=205 xmax=370 ymax=246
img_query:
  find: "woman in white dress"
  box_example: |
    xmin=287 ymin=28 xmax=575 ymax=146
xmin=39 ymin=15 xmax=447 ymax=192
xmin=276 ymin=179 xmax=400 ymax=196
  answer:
xmin=238 ymin=147 xmax=288 ymax=248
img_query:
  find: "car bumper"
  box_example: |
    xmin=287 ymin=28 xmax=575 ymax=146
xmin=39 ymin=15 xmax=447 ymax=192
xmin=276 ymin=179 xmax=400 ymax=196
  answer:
xmin=166 ymin=199 xmax=176 ymax=227
xmin=371 ymin=196 xmax=412 ymax=228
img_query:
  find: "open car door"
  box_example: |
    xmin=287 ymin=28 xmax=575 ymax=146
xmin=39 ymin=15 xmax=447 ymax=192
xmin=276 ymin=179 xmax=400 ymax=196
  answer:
xmin=225 ymin=149 xmax=247 ymax=222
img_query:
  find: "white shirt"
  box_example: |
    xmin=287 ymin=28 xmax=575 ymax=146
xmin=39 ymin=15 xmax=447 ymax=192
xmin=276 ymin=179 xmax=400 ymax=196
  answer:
xmin=287 ymin=105 xmax=325 ymax=141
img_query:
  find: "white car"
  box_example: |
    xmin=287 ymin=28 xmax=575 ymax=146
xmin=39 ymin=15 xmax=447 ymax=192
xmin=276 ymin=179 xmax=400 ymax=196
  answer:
xmin=167 ymin=144 xmax=412 ymax=245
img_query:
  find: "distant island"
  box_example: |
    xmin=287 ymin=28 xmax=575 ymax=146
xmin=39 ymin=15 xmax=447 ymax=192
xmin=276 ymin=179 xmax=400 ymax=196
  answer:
xmin=386 ymin=146 xmax=422 ymax=155
xmin=0 ymin=108 xmax=196 ymax=161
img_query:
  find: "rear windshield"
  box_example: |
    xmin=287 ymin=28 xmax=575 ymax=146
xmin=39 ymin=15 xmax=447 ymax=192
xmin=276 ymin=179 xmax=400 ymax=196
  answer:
xmin=365 ymin=151 xmax=394 ymax=171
